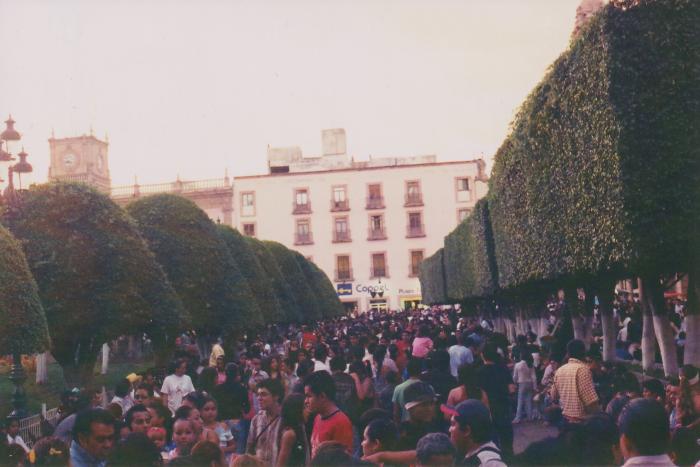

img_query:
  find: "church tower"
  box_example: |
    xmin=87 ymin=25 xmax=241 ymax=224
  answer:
xmin=48 ymin=132 xmax=111 ymax=192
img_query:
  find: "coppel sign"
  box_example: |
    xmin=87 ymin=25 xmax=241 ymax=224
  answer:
xmin=356 ymin=283 xmax=389 ymax=295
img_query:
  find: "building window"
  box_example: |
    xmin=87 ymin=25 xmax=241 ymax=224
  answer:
xmin=405 ymin=181 xmax=423 ymax=206
xmin=242 ymin=223 xmax=256 ymax=237
xmin=293 ymin=188 xmax=311 ymax=214
xmin=457 ymin=208 xmax=471 ymax=223
xmin=456 ymin=177 xmax=470 ymax=202
xmin=333 ymin=216 xmax=351 ymax=242
xmin=366 ymin=183 xmax=384 ymax=209
xmin=335 ymin=255 xmax=353 ymax=281
xmin=295 ymin=219 xmax=313 ymax=245
xmin=331 ymin=185 xmax=349 ymax=211
xmin=371 ymin=253 xmax=387 ymax=278
xmin=406 ymin=212 xmax=425 ymax=237
xmin=410 ymin=250 xmax=424 ymax=277
xmin=241 ymin=191 xmax=255 ymax=217
xmin=368 ymin=214 xmax=387 ymax=240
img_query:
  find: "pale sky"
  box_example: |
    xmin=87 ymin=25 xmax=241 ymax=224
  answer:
xmin=0 ymin=0 xmax=581 ymax=186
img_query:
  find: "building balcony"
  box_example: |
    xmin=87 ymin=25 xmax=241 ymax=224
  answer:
xmin=404 ymin=192 xmax=424 ymax=207
xmin=366 ymin=196 xmax=385 ymax=210
xmin=292 ymin=202 xmax=312 ymax=214
xmin=335 ymin=268 xmax=354 ymax=282
xmin=332 ymin=230 xmax=352 ymax=243
xmin=370 ymin=266 xmax=388 ymax=278
xmin=409 ymin=267 xmax=420 ymax=278
xmin=367 ymin=227 xmax=387 ymax=241
xmin=406 ymin=224 xmax=426 ymax=238
xmin=330 ymin=199 xmax=350 ymax=212
xmin=294 ymin=232 xmax=314 ymax=245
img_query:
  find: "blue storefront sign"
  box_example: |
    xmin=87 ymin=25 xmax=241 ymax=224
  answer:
xmin=337 ymin=283 xmax=353 ymax=296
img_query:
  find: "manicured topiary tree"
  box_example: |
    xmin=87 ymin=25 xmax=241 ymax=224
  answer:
xmin=264 ymin=241 xmax=320 ymax=323
xmin=127 ymin=194 xmax=262 ymax=342
xmin=4 ymin=183 xmax=186 ymax=385
xmin=245 ymin=237 xmax=300 ymax=322
xmin=216 ymin=225 xmax=284 ymax=323
xmin=292 ymin=252 xmax=345 ymax=319
xmin=0 ymin=224 xmax=50 ymax=355
xmin=419 ymin=248 xmax=447 ymax=305
xmin=443 ymin=199 xmax=498 ymax=303
xmin=488 ymin=0 xmax=700 ymax=371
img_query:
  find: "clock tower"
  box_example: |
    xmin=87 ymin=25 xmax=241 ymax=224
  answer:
xmin=48 ymin=132 xmax=111 ymax=192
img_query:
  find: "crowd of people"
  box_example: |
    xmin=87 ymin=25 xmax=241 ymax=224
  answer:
xmin=0 ymin=301 xmax=698 ymax=466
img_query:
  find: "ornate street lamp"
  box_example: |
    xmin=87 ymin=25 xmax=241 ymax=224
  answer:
xmin=0 ymin=115 xmax=32 ymax=419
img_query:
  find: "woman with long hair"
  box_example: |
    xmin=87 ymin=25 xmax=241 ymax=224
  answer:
xmin=350 ymin=360 xmax=376 ymax=414
xmin=275 ymin=393 xmax=310 ymax=467
xmin=199 ymin=395 xmax=236 ymax=461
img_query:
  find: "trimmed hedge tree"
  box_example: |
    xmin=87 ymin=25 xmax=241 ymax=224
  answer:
xmin=264 ymin=241 xmax=320 ymax=323
xmin=292 ymin=251 xmax=345 ymax=319
xmin=0 ymin=224 xmax=50 ymax=356
xmin=245 ymin=237 xmax=301 ymax=322
xmin=127 ymin=194 xmax=262 ymax=339
xmin=419 ymin=248 xmax=447 ymax=305
xmin=5 ymin=183 xmax=186 ymax=385
xmin=443 ymin=199 xmax=498 ymax=302
xmin=216 ymin=225 xmax=284 ymax=323
xmin=487 ymin=0 xmax=699 ymax=369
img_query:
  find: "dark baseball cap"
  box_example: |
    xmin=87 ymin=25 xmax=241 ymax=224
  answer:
xmin=441 ymin=399 xmax=492 ymax=430
xmin=404 ymin=382 xmax=437 ymax=410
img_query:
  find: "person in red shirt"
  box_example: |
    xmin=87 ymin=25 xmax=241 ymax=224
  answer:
xmin=304 ymin=370 xmax=353 ymax=458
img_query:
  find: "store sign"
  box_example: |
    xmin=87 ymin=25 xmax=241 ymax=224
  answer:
xmin=336 ymin=283 xmax=353 ymax=296
xmin=398 ymin=288 xmax=418 ymax=295
xmin=355 ymin=282 xmax=389 ymax=298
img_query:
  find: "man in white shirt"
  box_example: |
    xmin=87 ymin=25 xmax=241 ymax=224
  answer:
xmin=448 ymin=334 xmax=474 ymax=377
xmin=619 ymin=398 xmax=676 ymax=466
xmin=160 ymin=359 xmax=195 ymax=414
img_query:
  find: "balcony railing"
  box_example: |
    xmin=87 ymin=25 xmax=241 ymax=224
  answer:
xmin=330 ymin=199 xmax=350 ymax=212
xmin=334 ymin=268 xmax=354 ymax=282
xmin=404 ymin=192 xmax=423 ymax=206
xmin=292 ymin=201 xmax=312 ymax=214
xmin=368 ymin=227 xmax=387 ymax=240
xmin=332 ymin=229 xmax=352 ymax=243
xmin=294 ymin=232 xmax=314 ymax=245
xmin=406 ymin=224 xmax=426 ymax=238
xmin=366 ymin=196 xmax=385 ymax=210
xmin=409 ymin=266 xmax=421 ymax=277
xmin=370 ymin=266 xmax=388 ymax=278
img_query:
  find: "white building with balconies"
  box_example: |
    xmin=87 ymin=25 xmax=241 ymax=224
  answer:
xmin=233 ymin=129 xmax=488 ymax=313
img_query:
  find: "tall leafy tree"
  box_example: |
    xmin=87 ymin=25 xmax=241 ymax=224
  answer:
xmin=4 ymin=183 xmax=186 ymax=385
xmin=127 ymin=194 xmax=262 ymax=339
xmin=0 ymin=224 xmax=50 ymax=356
xmin=216 ymin=225 xmax=284 ymax=323
xmin=298 ymin=255 xmax=345 ymax=319
xmin=245 ymin=237 xmax=300 ymax=322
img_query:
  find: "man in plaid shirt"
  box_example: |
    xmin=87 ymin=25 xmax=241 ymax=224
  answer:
xmin=550 ymin=339 xmax=600 ymax=422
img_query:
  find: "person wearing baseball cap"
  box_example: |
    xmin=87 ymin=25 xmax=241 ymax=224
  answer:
xmin=444 ymin=400 xmax=506 ymax=467
xmin=396 ymin=382 xmax=444 ymax=451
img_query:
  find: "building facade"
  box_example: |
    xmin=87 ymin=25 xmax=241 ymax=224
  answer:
xmin=233 ymin=129 xmax=488 ymax=313
xmin=47 ymin=128 xmax=488 ymax=313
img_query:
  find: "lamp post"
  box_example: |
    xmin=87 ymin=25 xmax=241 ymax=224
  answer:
xmin=0 ymin=115 xmax=33 ymax=419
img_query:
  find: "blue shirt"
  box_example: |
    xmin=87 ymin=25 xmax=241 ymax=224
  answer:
xmin=70 ymin=441 xmax=107 ymax=467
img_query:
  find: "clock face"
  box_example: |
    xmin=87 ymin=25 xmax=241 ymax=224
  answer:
xmin=63 ymin=153 xmax=77 ymax=168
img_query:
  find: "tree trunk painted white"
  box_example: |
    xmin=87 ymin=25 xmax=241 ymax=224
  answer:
xmin=572 ymin=315 xmax=585 ymax=342
xmin=506 ymin=318 xmax=515 ymax=343
xmin=653 ymin=314 xmax=679 ymax=377
xmin=101 ymin=343 xmax=109 ymax=375
xmin=643 ymin=277 xmax=679 ymax=377
xmin=35 ymin=352 xmax=48 ymax=384
xmin=598 ymin=288 xmax=616 ymax=362
xmin=515 ymin=311 xmax=524 ymax=337
xmin=641 ymin=309 xmax=656 ymax=372
xmin=583 ymin=316 xmax=594 ymax=349
xmin=685 ymin=271 xmax=700 ymax=366
xmin=528 ymin=318 xmax=539 ymax=337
